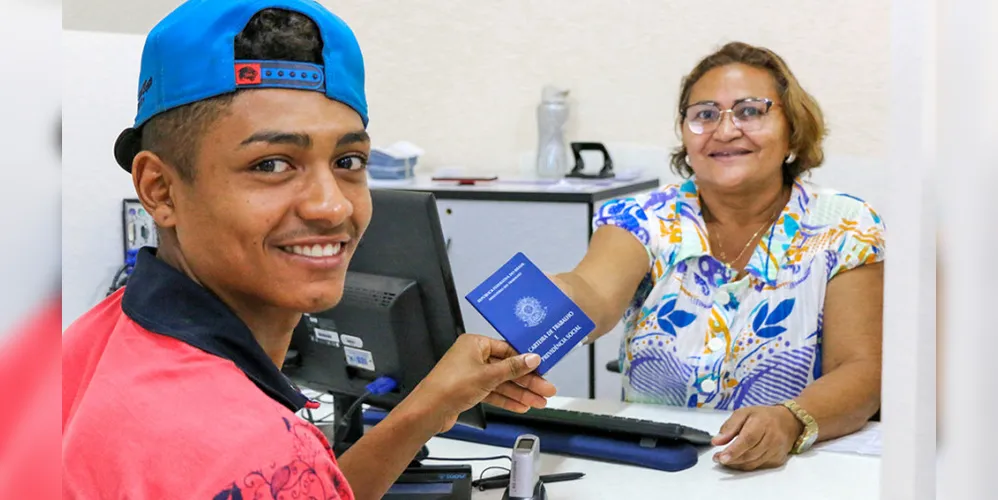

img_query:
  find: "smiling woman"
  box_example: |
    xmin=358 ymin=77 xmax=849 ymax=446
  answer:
xmin=548 ymin=41 xmax=886 ymax=472
xmin=671 ymin=42 xmax=826 ymax=188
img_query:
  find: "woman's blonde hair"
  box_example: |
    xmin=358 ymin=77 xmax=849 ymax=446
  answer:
xmin=670 ymin=41 xmax=827 ymax=185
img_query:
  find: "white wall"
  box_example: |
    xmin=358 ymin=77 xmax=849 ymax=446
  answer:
xmin=0 ymin=1 xmax=61 ymax=336
xmin=327 ymin=0 xmax=891 ymax=178
xmin=63 ymin=0 xmax=892 ymax=176
xmin=62 ymin=31 xmax=147 ymax=328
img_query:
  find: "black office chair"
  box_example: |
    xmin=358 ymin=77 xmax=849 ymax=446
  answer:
xmin=603 ymin=359 xmax=880 ymax=422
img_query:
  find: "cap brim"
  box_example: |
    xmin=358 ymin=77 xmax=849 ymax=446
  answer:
xmin=113 ymin=127 xmax=142 ymax=172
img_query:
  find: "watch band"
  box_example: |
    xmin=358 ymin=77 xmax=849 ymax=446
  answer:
xmin=780 ymin=399 xmax=819 ymax=454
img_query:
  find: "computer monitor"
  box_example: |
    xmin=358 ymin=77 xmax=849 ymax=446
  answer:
xmin=283 ymin=189 xmax=487 ymax=455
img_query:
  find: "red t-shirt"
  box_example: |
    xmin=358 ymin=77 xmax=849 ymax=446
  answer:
xmin=0 ymin=296 xmax=61 ymax=500
xmin=62 ymin=248 xmax=355 ymax=499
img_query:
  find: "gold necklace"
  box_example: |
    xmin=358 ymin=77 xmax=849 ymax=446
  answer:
xmin=703 ymin=200 xmax=783 ymax=267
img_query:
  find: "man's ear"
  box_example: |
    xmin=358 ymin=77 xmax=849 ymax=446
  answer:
xmin=131 ymin=151 xmax=180 ymax=230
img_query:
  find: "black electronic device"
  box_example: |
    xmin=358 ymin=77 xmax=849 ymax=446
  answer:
xmin=284 ymin=189 xmax=487 ymax=456
xmin=485 ymin=406 xmax=714 ymax=446
xmin=384 ymin=465 xmax=473 ymax=500
xmin=564 ymin=142 xmax=614 ymax=179
xmin=109 ymin=199 xmax=159 ymax=294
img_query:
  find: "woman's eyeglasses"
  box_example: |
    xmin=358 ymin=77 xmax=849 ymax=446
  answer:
xmin=683 ymin=97 xmax=777 ymax=135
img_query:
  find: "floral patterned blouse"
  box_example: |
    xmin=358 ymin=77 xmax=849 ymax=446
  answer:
xmin=593 ymin=177 xmax=886 ymax=409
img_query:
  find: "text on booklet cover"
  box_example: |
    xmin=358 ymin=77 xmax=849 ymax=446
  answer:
xmin=464 ymin=252 xmax=595 ymax=375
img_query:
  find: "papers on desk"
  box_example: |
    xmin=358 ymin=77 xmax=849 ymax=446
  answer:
xmin=814 ymin=423 xmax=882 ymax=456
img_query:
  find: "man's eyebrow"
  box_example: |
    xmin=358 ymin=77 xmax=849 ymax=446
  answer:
xmin=337 ymin=130 xmax=370 ymax=147
xmin=239 ymin=131 xmax=312 ymax=148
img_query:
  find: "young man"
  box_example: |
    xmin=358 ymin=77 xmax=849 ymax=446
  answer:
xmin=61 ymin=2 xmax=555 ymax=499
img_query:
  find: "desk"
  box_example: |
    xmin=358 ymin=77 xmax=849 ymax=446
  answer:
xmin=370 ymin=175 xmax=660 ymax=401
xmin=302 ymin=390 xmax=881 ymax=499
xmin=415 ymin=397 xmax=881 ymax=499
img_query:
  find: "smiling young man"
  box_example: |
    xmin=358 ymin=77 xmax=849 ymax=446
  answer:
xmin=61 ymin=2 xmax=555 ymax=499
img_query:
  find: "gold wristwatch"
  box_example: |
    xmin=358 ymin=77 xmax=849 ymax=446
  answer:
xmin=780 ymin=399 xmax=818 ymax=454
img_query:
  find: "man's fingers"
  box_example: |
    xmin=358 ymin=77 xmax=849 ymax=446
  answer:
xmin=489 ymin=359 xmax=556 ymax=396
xmin=489 ymin=353 xmax=541 ymax=382
xmin=483 ymin=393 xmax=530 ymax=413
xmin=492 ymin=362 xmax=555 ymax=394
xmin=481 ymin=336 xmax=520 ymax=360
xmin=494 ymin=381 xmax=548 ymax=409
xmin=712 ymin=409 xmax=750 ymax=446
xmin=512 ymin=373 xmax=557 ymax=398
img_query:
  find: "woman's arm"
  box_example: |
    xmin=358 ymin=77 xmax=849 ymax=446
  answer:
xmin=552 ymin=226 xmax=651 ymax=342
xmin=713 ymin=262 xmax=884 ymax=470
xmin=794 ymin=261 xmax=884 ymax=439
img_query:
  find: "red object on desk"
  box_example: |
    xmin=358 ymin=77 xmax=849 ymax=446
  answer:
xmin=431 ymin=175 xmax=498 ymax=185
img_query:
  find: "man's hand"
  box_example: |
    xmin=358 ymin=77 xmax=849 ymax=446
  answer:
xmin=339 ymin=335 xmax=554 ymax=500
xmin=710 ymin=405 xmax=803 ymax=471
xmin=403 ymin=334 xmax=557 ymax=433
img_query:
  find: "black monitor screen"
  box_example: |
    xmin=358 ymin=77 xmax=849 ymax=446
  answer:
xmin=286 ymin=189 xmax=487 ymax=432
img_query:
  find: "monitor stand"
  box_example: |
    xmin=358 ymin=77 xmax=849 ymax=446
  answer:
xmin=322 ymin=392 xmax=430 ymax=468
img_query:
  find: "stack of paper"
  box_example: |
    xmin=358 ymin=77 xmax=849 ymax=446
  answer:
xmin=814 ymin=423 xmax=882 ymax=456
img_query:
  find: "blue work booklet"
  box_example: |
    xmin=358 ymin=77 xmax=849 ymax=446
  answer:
xmin=465 ymin=252 xmax=595 ymax=375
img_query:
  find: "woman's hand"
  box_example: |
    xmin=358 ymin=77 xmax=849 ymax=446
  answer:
xmin=710 ymin=405 xmax=803 ymax=471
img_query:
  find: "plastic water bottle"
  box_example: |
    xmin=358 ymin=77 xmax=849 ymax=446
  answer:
xmin=535 ymin=86 xmax=570 ymax=178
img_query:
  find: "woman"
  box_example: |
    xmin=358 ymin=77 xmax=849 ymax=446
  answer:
xmin=553 ymin=42 xmax=885 ymax=471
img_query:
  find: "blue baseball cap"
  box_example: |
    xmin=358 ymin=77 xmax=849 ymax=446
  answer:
xmin=114 ymin=0 xmax=368 ymax=171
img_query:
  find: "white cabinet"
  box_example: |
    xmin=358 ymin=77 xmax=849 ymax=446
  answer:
xmin=374 ymin=176 xmax=659 ymax=399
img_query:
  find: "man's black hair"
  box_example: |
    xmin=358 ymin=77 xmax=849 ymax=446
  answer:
xmin=140 ymin=9 xmax=324 ymax=182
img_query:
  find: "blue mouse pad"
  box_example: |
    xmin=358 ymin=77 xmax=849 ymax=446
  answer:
xmin=362 ymin=409 xmax=699 ymax=473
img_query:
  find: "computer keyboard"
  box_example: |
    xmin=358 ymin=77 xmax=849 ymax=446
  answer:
xmin=484 ymin=406 xmax=715 ymax=446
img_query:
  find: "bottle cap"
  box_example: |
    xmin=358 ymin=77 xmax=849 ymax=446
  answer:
xmin=541 ymin=85 xmax=569 ymax=103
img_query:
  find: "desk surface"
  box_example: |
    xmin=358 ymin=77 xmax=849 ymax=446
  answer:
xmin=419 ymin=397 xmax=881 ymax=499
xmin=369 ymin=174 xmax=660 ymax=203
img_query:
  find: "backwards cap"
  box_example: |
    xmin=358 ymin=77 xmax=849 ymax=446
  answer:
xmin=113 ymin=0 xmax=367 ymax=171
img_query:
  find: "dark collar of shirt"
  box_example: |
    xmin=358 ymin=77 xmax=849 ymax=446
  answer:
xmin=121 ymin=247 xmax=308 ymax=413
